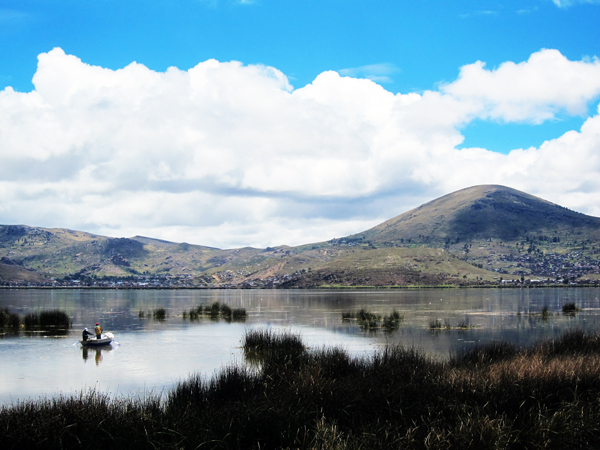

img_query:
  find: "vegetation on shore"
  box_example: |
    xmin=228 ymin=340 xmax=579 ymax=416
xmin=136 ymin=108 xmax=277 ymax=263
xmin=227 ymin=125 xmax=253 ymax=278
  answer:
xmin=3 ymin=329 xmax=600 ymax=448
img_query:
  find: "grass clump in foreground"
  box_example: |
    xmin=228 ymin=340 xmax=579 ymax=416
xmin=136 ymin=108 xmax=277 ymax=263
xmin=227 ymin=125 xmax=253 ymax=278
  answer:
xmin=241 ymin=328 xmax=305 ymax=355
xmin=5 ymin=330 xmax=600 ymax=449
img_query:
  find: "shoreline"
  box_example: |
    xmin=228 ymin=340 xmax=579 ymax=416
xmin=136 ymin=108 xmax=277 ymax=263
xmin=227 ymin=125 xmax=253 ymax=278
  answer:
xmin=1 ymin=283 xmax=599 ymax=290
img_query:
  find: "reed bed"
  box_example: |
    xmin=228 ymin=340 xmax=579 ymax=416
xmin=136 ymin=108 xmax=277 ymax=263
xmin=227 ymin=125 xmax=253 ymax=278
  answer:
xmin=4 ymin=330 xmax=600 ymax=449
xmin=342 ymin=308 xmax=404 ymax=331
xmin=562 ymin=302 xmax=580 ymax=314
xmin=152 ymin=307 xmax=167 ymax=320
xmin=184 ymin=302 xmax=247 ymax=322
xmin=0 ymin=308 xmax=70 ymax=329
xmin=429 ymin=319 xmax=443 ymax=329
xmin=0 ymin=308 xmax=21 ymax=329
xmin=231 ymin=308 xmax=247 ymax=320
xmin=242 ymin=328 xmax=305 ymax=354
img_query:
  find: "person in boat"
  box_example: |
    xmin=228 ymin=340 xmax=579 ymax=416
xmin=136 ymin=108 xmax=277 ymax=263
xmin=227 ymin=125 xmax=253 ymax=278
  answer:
xmin=94 ymin=322 xmax=103 ymax=339
xmin=82 ymin=327 xmax=93 ymax=342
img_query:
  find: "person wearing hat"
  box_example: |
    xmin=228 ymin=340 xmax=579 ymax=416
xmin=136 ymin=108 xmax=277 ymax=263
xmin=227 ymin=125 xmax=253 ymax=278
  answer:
xmin=94 ymin=322 xmax=103 ymax=340
xmin=82 ymin=327 xmax=93 ymax=342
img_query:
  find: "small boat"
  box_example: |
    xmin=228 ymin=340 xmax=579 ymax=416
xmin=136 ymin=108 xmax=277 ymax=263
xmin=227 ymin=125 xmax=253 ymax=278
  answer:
xmin=80 ymin=332 xmax=114 ymax=346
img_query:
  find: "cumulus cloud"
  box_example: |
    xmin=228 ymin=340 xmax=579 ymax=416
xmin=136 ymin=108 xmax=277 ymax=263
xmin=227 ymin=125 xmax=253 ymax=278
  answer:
xmin=441 ymin=49 xmax=600 ymax=123
xmin=1 ymin=48 xmax=600 ymax=248
xmin=337 ymin=63 xmax=400 ymax=84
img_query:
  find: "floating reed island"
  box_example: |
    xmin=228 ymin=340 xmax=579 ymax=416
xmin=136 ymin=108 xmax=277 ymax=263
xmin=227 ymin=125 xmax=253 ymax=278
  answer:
xmin=3 ymin=329 xmax=600 ymax=449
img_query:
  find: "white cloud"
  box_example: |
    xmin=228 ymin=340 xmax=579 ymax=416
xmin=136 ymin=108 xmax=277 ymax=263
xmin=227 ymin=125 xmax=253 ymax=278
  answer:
xmin=441 ymin=49 xmax=600 ymax=124
xmin=1 ymin=48 xmax=600 ymax=248
xmin=337 ymin=63 xmax=400 ymax=84
xmin=551 ymin=0 xmax=600 ymax=8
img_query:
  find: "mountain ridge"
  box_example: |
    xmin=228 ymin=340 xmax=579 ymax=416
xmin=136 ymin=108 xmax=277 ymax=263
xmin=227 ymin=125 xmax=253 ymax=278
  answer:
xmin=354 ymin=185 xmax=600 ymax=245
xmin=2 ymin=185 xmax=599 ymax=287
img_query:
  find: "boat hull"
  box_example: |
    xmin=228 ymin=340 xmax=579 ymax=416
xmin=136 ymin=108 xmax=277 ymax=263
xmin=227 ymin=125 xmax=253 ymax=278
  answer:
xmin=80 ymin=338 xmax=113 ymax=346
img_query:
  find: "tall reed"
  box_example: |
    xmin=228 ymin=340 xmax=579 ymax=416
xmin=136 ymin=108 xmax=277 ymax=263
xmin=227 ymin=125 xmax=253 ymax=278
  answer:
xmin=4 ymin=330 xmax=600 ymax=449
xmin=0 ymin=308 xmax=20 ymax=329
xmin=183 ymin=304 xmax=245 ymax=321
xmin=242 ymin=328 xmax=305 ymax=354
xmin=39 ymin=310 xmax=71 ymax=328
xmin=153 ymin=308 xmax=167 ymax=320
xmin=562 ymin=302 xmax=580 ymax=314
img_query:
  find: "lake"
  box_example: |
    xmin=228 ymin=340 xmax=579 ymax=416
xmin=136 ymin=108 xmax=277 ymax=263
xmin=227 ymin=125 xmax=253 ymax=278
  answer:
xmin=1 ymin=287 xmax=599 ymax=406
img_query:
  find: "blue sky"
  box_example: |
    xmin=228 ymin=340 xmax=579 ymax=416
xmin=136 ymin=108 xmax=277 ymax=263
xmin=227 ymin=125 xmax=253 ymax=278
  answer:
xmin=2 ymin=0 xmax=599 ymax=151
xmin=1 ymin=0 xmax=600 ymax=247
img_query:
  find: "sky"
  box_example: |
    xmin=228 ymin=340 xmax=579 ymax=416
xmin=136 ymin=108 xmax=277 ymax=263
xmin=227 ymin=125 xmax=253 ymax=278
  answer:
xmin=0 ymin=0 xmax=599 ymax=249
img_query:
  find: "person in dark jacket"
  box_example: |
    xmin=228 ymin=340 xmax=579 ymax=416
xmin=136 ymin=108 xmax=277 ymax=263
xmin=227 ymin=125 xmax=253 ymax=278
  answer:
xmin=82 ymin=327 xmax=93 ymax=341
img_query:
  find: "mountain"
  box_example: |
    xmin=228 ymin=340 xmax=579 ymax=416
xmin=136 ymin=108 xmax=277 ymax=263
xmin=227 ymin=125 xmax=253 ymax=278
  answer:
xmin=354 ymin=185 xmax=600 ymax=245
xmin=0 ymin=224 xmax=263 ymax=283
xmin=1 ymin=185 xmax=599 ymax=287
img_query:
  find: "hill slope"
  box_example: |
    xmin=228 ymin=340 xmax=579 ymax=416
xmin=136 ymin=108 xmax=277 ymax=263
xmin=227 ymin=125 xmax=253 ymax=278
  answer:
xmin=354 ymin=185 xmax=600 ymax=245
xmin=1 ymin=185 xmax=599 ymax=286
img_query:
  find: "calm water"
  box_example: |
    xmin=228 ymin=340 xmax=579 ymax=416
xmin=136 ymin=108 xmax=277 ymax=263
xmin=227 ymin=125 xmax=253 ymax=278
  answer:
xmin=1 ymin=287 xmax=600 ymax=406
